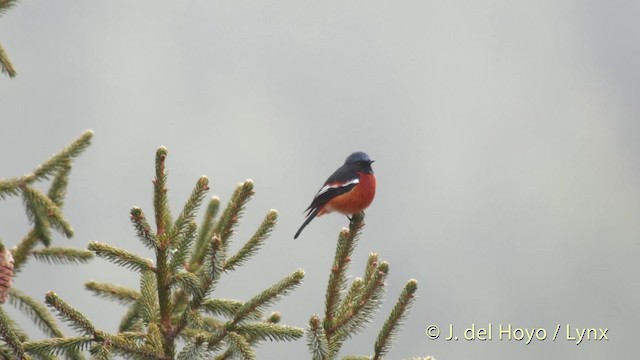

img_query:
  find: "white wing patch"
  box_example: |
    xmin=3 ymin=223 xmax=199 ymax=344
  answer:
xmin=316 ymin=178 xmax=359 ymax=197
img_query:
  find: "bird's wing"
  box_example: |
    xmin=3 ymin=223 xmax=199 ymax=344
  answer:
xmin=305 ymin=177 xmax=359 ymax=213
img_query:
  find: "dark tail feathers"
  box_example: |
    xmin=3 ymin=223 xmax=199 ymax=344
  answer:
xmin=294 ymin=208 xmax=320 ymax=239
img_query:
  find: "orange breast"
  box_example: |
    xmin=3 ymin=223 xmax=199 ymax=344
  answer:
xmin=321 ymin=172 xmax=376 ymax=216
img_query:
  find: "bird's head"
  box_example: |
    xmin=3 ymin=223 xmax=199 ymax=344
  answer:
xmin=345 ymin=151 xmax=374 ymax=174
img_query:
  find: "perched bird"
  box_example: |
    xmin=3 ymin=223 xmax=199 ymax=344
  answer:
xmin=294 ymin=152 xmax=376 ymax=239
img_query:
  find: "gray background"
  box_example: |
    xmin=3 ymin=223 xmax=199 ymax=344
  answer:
xmin=1 ymin=1 xmax=638 ymax=359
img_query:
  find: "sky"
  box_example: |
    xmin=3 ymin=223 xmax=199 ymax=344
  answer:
xmin=1 ymin=1 xmax=639 ymax=359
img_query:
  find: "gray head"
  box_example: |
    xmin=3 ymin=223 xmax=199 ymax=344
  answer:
xmin=344 ymin=152 xmax=374 ymax=173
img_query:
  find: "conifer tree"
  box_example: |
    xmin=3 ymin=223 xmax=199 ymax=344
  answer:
xmin=3 ymin=137 xmax=304 ymax=359
xmin=1 ymin=130 xmax=424 ymax=359
xmin=0 ymin=130 xmax=94 ymax=359
xmin=306 ymin=214 xmax=418 ymax=360
xmin=24 ymin=147 xmax=304 ymax=359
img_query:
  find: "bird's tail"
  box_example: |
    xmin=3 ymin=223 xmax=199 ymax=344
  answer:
xmin=294 ymin=207 xmax=320 ymax=239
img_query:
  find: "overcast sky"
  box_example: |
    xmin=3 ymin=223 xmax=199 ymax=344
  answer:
xmin=1 ymin=1 xmax=639 ymax=359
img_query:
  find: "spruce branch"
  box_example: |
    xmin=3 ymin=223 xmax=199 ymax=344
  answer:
xmin=145 ymin=322 xmax=164 ymax=355
xmin=201 ymin=315 xmax=224 ymax=333
xmin=373 ymin=279 xmax=418 ymax=360
xmin=47 ymin=159 xmax=72 ymax=207
xmin=13 ymin=145 xmax=306 ymax=358
xmin=149 ymin=148 xmax=180 ymax=357
xmin=138 ymin=270 xmax=160 ymax=325
xmin=12 ymin=230 xmax=43 ymax=273
xmin=200 ymin=299 xmax=244 ymax=318
xmin=84 ymin=281 xmax=140 ymax=305
xmin=232 ymin=269 xmax=304 ymax=323
xmin=204 ymin=328 xmax=227 ymax=352
xmin=23 ymin=336 xmax=93 ymax=357
xmin=0 ymin=178 xmax=20 ymax=199
xmin=213 ymin=180 xmax=254 ymax=253
xmin=171 ymin=176 xmax=209 ymax=240
xmin=363 ymin=252 xmax=379 ymax=283
xmin=130 ymin=207 xmax=158 ymax=250
xmin=97 ymin=331 xmax=164 ymax=359
xmin=174 ymin=236 xmax=223 ymax=341
xmin=0 ymin=347 xmax=16 ymax=359
xmin=200 ymin=236 xmax=223 ymax=298
xmin=31 ymin=130 xmax=93 ymax=182
xmin=325 ymin=263 xmax=388 ymax=359
xmin=331 ymin=260 xmax=389 ymax=344
xmin=308 ymin=212 xmax=418 ymax=359
xmin=179 ymin=327 xmax=217 ymax=343
xmin=45 ymin=291 xmax=95 ymax=336
xmin=89 ymin=343 xmax=111 ymax=360
xmin=155 ymin=262 xmax=172 ymax=354
xmin=307 ymin=315 xmax=329 ymax=360
xmin=153 ymin=147 xmax=171 ymax=236
xmin=0 ymin=307 xmax=29 ymax=343
xmin=170 ymin=271 xmax=204 ymax=300
xmin=336 ymin=277 xmax=364 ymax=322
xmin=334 ymin=254 xmax=379 ymax=326
xmin=22 ymin=185 xmax=72 ymax=240
xmin=7 ymin=130 xmax=93 ymax=274
xmin=235 ymin=322 xmax=303 ymax=342
xmin=0 ymin=130 xmax=92 ymax=199
xmin=8 ymin=288 xmax=63 ymax=338
xmin=0 ymin=0 xmax=19 ymax=16
xmin=224 ymin=331 xmax=255 ymax=360
xmin=177 ymin=338 xmax=211 ymax=360
xmin=182 ymin=308 xmax=205 ymax=331
xmin=200 ymin=270 xmax=305 ymax=356
xmin=0 ymin=305 xmax=27 ymax=359
xmin=324 ymin=214 xmax=364 ymax=334
xmin=118 ymin=303 xmax=144 ymax=333
xmin=0 ymin=42 xmax=16 ymax=78
xmin=191 ymin=197 xmax=220 ymax=266
xmin=88 ymin=241 xmax=154 ymax=273
xmin=31 ymin=247 xmax=93 ymax=265
xmin=177 ymin=334 xmax=210 ymax=360
xmin=216 ymin=313 xmax=295 ymax=360
xmin=169 ymin=220 xmax=197 ymax=273
xmin=223 ymin=209 xmax=277 ymax=272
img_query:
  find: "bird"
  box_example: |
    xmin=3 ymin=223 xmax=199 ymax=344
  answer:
xmin=294 ymin=152 xmax=376 ymax=239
